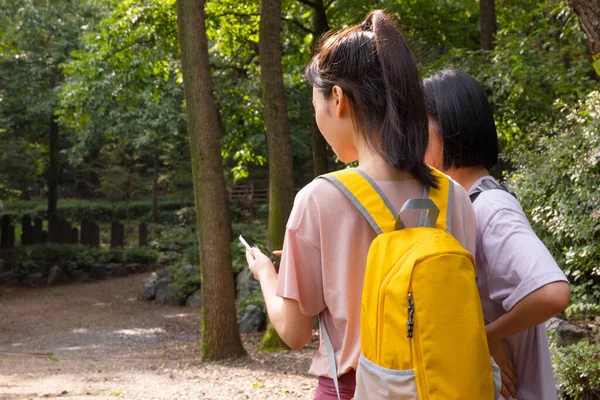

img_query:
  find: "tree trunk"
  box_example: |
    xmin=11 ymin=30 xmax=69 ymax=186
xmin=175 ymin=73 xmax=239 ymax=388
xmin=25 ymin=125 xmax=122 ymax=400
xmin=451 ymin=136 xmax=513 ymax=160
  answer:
xmin=310 ymin=0 xmax=329 ymax=176
xmin=259 ymin=0 xmax=295 ymax=351
xmin=152 ymin=149 xmax=159 ymax=224
xmin=567 ymin=0 xmax=600 ymax=75
xmin=176 ymin=0 xmax=246 ymax=361
xmin=479 ymin=0 xmax=497 ymax=51
xmin=47 ymin=114 xmax=59 ymax=242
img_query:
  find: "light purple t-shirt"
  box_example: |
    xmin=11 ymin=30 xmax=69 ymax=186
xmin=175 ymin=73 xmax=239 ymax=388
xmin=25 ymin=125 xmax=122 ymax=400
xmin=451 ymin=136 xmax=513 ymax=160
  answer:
xmin=470 ymin=176 xmax=568 ymax=400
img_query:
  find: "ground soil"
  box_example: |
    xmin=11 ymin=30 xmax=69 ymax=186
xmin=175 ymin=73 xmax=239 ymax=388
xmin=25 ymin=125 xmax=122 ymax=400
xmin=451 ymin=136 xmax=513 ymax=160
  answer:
xmin=0 ymin=273 xmax=317 ymax=399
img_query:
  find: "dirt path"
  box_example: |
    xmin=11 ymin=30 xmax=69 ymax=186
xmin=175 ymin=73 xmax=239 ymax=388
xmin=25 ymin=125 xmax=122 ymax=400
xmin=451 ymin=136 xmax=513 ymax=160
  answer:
xmin=0 ymin=274 xmax=316 ymax=399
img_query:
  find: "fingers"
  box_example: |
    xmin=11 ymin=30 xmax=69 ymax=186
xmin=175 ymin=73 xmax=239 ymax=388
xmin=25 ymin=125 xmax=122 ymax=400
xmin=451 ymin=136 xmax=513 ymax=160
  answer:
xmin=507 ymin=358 xmax=518 ymax=378
xmin=500 ymin=383 xmax=511 ymax=400
xmin=501 ymin=370 xmax=518 ymax=398
xmin=245 ymin=248 xmax=255 ymax=263
xmin=273 ymin=250 xmax=282 ymax=257
xmin=504 ymin=363 xmax=518 ymax=392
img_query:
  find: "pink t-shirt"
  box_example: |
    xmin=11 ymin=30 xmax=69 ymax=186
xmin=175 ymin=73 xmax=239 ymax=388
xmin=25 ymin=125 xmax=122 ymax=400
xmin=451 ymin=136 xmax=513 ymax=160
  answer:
xmin=276 ymin=175 xmax=476 ymax=378
xmin=469 ymin=176 xmax=568 ymax=400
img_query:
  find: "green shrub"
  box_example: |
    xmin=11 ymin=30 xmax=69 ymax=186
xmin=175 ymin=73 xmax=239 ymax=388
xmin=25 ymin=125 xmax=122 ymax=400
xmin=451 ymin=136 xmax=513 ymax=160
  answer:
xmin=124 ymin=247 xmax=159 ymax=264
xmin=185 ymin=245 xmax=199 ymax=266
xmin=236 ymin=290 xmax=265 ymax=317
xmin=0 ymin=244 xmax=159 ymax=279
xmin=168 ymin=263 xmax=200 ymax=304
xmin=509 ymin=91 xmax=600 ymax=304
xmin=553 ymin=340 xmax=600 ymax=400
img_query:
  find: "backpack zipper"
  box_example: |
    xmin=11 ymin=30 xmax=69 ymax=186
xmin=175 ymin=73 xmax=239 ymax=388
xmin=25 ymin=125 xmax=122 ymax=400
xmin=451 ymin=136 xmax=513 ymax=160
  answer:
xmin=407 ymin=292 xmax=414 ymax=338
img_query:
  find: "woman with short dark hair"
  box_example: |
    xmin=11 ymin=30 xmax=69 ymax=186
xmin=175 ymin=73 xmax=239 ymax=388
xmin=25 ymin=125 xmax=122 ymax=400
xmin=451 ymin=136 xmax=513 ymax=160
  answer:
xmin=424 ymin=69 xmax=571 ymax=400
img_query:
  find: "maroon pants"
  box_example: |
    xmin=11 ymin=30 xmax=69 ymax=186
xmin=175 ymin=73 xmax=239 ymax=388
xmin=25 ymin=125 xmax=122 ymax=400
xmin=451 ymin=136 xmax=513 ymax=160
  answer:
xmin=314 ymin=370 xmax=356 ymax=400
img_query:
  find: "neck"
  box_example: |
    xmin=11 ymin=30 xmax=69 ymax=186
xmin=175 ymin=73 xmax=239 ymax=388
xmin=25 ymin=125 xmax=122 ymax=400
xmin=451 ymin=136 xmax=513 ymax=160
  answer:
xmin=355 ymin=140 xmax=413 ymax=181
xmin=444 ymin=165 xmax=490 ymax=191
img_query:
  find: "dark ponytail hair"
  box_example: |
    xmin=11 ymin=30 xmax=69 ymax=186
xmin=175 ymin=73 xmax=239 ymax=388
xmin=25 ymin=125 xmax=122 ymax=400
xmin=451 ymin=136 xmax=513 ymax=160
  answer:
xmin=305 ymin=10 xmax=436 ymax=188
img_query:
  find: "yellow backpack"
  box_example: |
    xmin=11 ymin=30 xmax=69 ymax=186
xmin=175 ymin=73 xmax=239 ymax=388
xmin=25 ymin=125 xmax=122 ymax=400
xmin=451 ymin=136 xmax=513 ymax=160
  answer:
xmin=320 ymin=167 xmax=496 ymax=400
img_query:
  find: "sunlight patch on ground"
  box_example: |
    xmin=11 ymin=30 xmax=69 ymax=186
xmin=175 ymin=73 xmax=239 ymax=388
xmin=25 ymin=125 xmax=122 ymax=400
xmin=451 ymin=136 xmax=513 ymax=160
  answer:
xmin=163 ymin=313 xmax=193 ymax=319
xmin=113 ymin=328 xmax=166 ymax=336
xmin=72 ymin=328 xmax=88 ymax=334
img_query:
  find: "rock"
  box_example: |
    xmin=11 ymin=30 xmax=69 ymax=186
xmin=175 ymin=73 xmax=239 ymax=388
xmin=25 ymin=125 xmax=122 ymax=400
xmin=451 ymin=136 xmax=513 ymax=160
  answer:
xmin=47 ymin=265 xmax=67 ymax=286
xmin=235 ymin=268 xmax=260 ymax=301
xmin=89 ymin=264 xmax=106 ymax=280
xmin=71 ymin=270 xmax=91 ymax=283
xmin=0 ymin=271 xmax=20 ymax=286
xmin=183 ymin=264 xmax=197 ymax=275
xmin=238 ymin=305 xmax=266 ymax=333
xmin=546 ymin=317 xmax=588 ymax=346
xmin=125 ymin=263 xmax=144 ymax=275
xmin=141 ymin=279 xmax=158 ymax=301
xmin=186 ymin=290 xmax=202 ymax=307
xmin=23 ymin=272 xmax=45 ymax=287
xmin=155 ymin=278 xmax=170 ymax=304
xmin=157 ymin=269 xmax=173 ymax=281
xmin=107 ymin=263 xmax=127 ymax=277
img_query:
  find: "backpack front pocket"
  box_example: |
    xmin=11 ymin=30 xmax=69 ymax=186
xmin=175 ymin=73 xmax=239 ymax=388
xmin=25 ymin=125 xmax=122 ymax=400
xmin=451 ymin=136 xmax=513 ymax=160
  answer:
xmin=354 ymin=354 xmax=418 ymax=400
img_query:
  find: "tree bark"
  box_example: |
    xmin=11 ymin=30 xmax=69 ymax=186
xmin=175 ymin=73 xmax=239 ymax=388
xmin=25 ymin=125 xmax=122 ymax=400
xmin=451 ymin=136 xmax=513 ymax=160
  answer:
xmin=309 ymin=0 xmax=329 ymax=176
xmin=479 ymin=0 xmax=497 ymax=51
xmin=152 ymin=148 xmax=159 ymax=224
xmin=47 ymin=114 xmax=59 ymax=242
xmin=567 ymin=0 xmax=600 ymax=60
xmin=259 ymin=0 xmax=295 ymax=351
xmin=176 ymin=0 xmax=246 ymax=361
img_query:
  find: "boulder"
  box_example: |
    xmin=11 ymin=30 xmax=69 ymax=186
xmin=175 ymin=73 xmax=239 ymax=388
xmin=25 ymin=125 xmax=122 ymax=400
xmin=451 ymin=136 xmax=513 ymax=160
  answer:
xmin=23 ymin=272 xmax=45 ymax=287
xmin=155 ymin=278 xmax=170 ymax=304
xmin=546 ymin=317 xmax=588 ymax=346
xmin=235 ymin=268 xmax=260 ymax=301
xmin=183 ymin=264 xmax=197 ymax=276
xmin=71 ymin=270 xmax=91 ymax=283
xmin=47 ymin=265 xmax=67 ymax=286
xmin=238 ymin=305 xmax=266 ymax=333
xmin=186 ymin=290 xmax=202 ymax=308
xmin=0 ymin=271 xmax=19 ymax=286
xmin=89 ymin=264 xmax=107 ymax=280
xmin=141 ymin=279 xmax=158 ymax=301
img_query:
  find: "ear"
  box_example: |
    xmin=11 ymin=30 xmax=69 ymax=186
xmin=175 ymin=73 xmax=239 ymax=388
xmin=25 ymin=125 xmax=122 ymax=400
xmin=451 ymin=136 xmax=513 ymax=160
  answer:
xmin=331 ymin=85 xmax=349 ymax=118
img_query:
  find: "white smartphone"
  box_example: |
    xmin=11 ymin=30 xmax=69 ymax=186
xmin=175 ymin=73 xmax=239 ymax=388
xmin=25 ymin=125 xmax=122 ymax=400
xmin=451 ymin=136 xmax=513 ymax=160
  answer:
xmin=239 ymin=235 xmax=254 ymax=255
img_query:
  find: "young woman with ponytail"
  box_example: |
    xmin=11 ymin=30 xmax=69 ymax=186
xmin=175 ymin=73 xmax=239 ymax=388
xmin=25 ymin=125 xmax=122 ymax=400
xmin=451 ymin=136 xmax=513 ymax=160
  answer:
xmin=246 ymin=11 xmax=477 ymax=399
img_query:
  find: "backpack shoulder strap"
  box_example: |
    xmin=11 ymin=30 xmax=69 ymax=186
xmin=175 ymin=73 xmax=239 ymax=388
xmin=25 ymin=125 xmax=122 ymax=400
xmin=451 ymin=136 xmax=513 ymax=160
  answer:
xmin=469 ymin=178 xmax=517 ymax=203
xmin=426 ymin=167 xmax=455 ymax=234
xmin=319 ymin=168 xmax=396 ymax=234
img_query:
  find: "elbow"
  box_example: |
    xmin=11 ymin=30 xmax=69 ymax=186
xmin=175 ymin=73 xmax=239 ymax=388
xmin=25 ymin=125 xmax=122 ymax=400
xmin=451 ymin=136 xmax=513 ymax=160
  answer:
xmin=281 ymin=327 xmax=312 ymax=350
xmin=542 ymin=282 xmax=571 ymax=315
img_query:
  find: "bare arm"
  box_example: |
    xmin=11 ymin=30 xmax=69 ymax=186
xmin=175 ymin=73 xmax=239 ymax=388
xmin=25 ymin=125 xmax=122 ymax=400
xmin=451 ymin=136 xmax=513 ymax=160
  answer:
xmin=246 ymin=248 xmax=313 ymax=350
xmin=486 ymin=281 xmax=571 ymax=345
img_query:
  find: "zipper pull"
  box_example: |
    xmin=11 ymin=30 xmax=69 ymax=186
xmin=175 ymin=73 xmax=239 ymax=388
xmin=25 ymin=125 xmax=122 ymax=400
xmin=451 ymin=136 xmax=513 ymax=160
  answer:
xmin=407 ymin=292 xmax=414 ymax=338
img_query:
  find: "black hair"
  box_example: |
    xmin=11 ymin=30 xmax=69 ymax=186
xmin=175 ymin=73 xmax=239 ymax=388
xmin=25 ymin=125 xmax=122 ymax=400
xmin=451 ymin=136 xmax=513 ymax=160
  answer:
xmin=423 ymin=69 xmax=499 ymax=170
xmin=305 ymin=10 xmax=436 ymax=188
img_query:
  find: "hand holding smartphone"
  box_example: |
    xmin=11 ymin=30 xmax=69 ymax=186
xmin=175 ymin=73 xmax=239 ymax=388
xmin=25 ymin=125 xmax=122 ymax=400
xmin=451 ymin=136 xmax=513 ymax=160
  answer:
xmin=239 ymin=235 xmax=255 ymax=258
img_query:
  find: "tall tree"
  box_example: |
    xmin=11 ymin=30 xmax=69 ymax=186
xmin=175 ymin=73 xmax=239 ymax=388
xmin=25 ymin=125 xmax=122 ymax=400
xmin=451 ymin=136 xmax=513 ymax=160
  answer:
xmin=259 ymin=0 xmax=295 ymax=351
xmin=479 ymin=0 xmax=497 ymax=51
xmin=0 ymin=0 xmax=97 ymax=220
xmin=176 ymin=0 xmax=245 ymax=360
xmin=303 ymin=0 xmax=330 ymax=176
xmin=567 ymin=0 xmax=600 ymax=75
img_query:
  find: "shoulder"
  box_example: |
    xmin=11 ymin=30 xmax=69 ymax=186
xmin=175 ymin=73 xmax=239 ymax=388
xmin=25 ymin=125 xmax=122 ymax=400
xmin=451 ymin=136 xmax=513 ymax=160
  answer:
xmin=473 ymin=188 xmax=531 ymax=237
xmin=287 ymin=177 xmax=351 ymax=230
